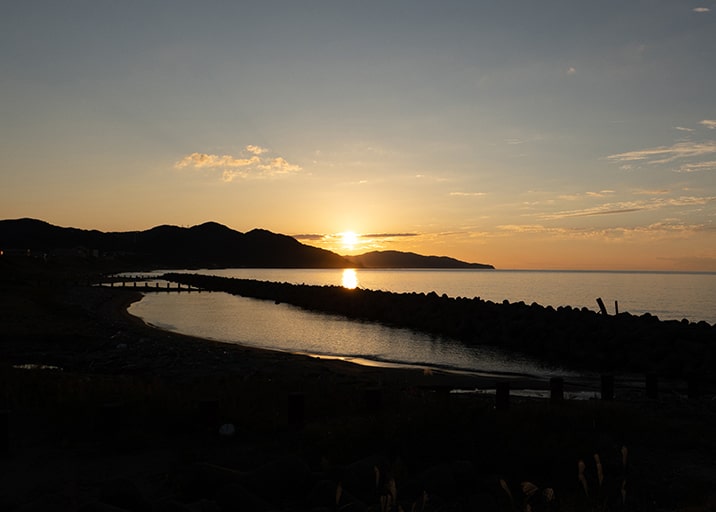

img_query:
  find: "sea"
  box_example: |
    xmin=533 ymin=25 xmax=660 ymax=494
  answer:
xmin=127 ymin=269 xmax=716 ymax=381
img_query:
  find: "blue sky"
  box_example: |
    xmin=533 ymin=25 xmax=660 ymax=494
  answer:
xmin=1 ymin=1 xmax=715 ymax=269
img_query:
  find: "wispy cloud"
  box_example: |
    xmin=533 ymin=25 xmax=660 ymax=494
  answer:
xmin=543 ymin=207 xmax=645 ymax=220
xmin=295 ymin=232 xmax=419 ymax=242
xmin=566 ymin=66 xmax=577 ymax=75
xmin=449 ymin=192 xmax=487 ymax=197
xmin=558 ymin=190 xmax=615 ymax=201
xmin=175 ymin=152 xmax=260 ymax=169
xmin=677 ymin=160 xmax=716 ymax=173
xmin=246 ymin=145 xmax=268 ymax=155
xmin=292 ymin=234 xmax=324 ymax=241
xmin=586 ymin=190 xmax=616 ymax=198
xmin=675 ymin=126 xmax=694 ymax=132
xmin=175 ymin=145 xmax=302 ymax=181
xmin=693 ymin=7 xmax=711 ymax=12
xmin=363 ymin=232 xmax=419 ymax=238
xmin=633 ymin=189 xmax=671 ymax=195
xmin=606 ymin=141 xmax=716 ymax=165
xmin=497 ymin=224 xmax=554 ymax=234
xmin=539 ymin=196 xmax=715 ymax=220
xmin=700 ymin=119 xmax=716 ymax=129
xmin=496 ymin=222 xmax=706 ymax=242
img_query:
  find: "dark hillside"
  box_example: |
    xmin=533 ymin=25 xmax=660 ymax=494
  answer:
xmin=0 ymin=218 xmax=351 ymax=268
xmin=347 ymin=250 xmax=494 ymax=269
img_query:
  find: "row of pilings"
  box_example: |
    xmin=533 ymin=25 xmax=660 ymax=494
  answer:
xmin=163 ymin=273 xmax=716 ymax=385
xmin=98 ymin=275 xmax=203 ymax=292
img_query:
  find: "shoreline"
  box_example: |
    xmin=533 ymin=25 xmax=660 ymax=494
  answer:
xmin=121 ymin=288 xmax=609 ymax=394
xmin=118 ymin=288 xmax=559 ymax=392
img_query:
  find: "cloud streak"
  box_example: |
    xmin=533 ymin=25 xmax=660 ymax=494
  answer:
xmin=677 ymin=160 xmax=716 ymax=173
xmin=538 ymin=196 xmax=715 ymax=220
xmin=606 ymin=141 xmax=716 ymax=165
xmin=449 ymin=192 xmax=487 ymax=197
xmin=175 ymin=145 xmax=302 ymax=181
xmin=496 ymin=222 xmax=705 ymax=242
xmin=294 ymin=232 xmax=419 ymax=242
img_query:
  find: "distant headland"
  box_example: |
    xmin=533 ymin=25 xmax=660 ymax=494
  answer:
xmin=0 ymin=218 xmax=494 ymax=270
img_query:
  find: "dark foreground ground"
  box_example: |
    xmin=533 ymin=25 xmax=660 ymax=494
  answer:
xmin=1 ymin=259 xmax=715 ymax=511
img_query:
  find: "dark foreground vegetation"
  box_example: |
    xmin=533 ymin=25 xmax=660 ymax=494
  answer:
xmin=1 ymin=258 xmax=715 ymax=510
xmin=165 ymin=273 xmax=716 ymax=384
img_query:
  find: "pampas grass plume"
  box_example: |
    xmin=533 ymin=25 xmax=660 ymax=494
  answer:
xmin=622 ymin=445 xmax=628 ymax=467
xmin=521 ymin=481 xmax=539 ymax=497
xmin=499 ymin=478 xmax=514 ymax=503
xmin=594 ymin=453 xmax=604 ymax=487
xmin=578 ymin=459 xmax=588 ymax=496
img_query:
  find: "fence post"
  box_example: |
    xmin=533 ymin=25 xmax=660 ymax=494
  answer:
xmin=596 ymin=297 xmax=608 ymax=315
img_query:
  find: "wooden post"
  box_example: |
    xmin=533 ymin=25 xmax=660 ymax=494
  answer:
xmin=495 ymin=382 xmax=510 ymax=410
xmin=550 ymin=377 xmax=564 ymax=402
xmin=614 ymin=300 xmax=619 ymax=315
xmin=646 ymin=374 xmax=658 ymax=399
xmin=596 ymin=297 xmax=608 ymax=315
xmin=601 ymin=375 xmax=614 ymax=401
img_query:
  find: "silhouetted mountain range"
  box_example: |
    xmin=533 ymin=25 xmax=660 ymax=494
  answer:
xmin=346 ymin=251 xmax=493 ymax=269
xmin=0 ymin=218 xmax=494 ymax=269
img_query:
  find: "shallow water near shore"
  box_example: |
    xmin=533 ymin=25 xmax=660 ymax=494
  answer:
xmin=129 ymin=290 xmax=581 ymax=380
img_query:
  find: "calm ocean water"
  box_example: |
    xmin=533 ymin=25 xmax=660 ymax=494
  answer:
xmin=128 ymin=269 xmax=715 ymax=378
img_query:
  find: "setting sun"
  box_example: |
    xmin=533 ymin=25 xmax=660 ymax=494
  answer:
xmin=340 ymin=231 xmax=359 ymax=250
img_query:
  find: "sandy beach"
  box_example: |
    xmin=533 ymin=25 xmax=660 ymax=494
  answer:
xmin=1 ymin=270 xmax=716 ymax=510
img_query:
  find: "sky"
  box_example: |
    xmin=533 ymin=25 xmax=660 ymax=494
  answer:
xmin=1 ymin=1 xmax=715 ymax=270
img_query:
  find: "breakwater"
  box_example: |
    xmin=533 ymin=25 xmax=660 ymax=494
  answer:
xmin=164 ymin=273 xmax=715 ymax=381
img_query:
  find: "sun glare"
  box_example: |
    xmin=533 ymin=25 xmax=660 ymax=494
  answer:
xmin=342 ymin=268 xmax=358 ymax=289
xmin=340 ymin=231 xmax=359 ymax=250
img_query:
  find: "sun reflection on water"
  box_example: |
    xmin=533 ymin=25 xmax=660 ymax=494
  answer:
xmin=342 ymin=268 xmax=358 ymax=289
